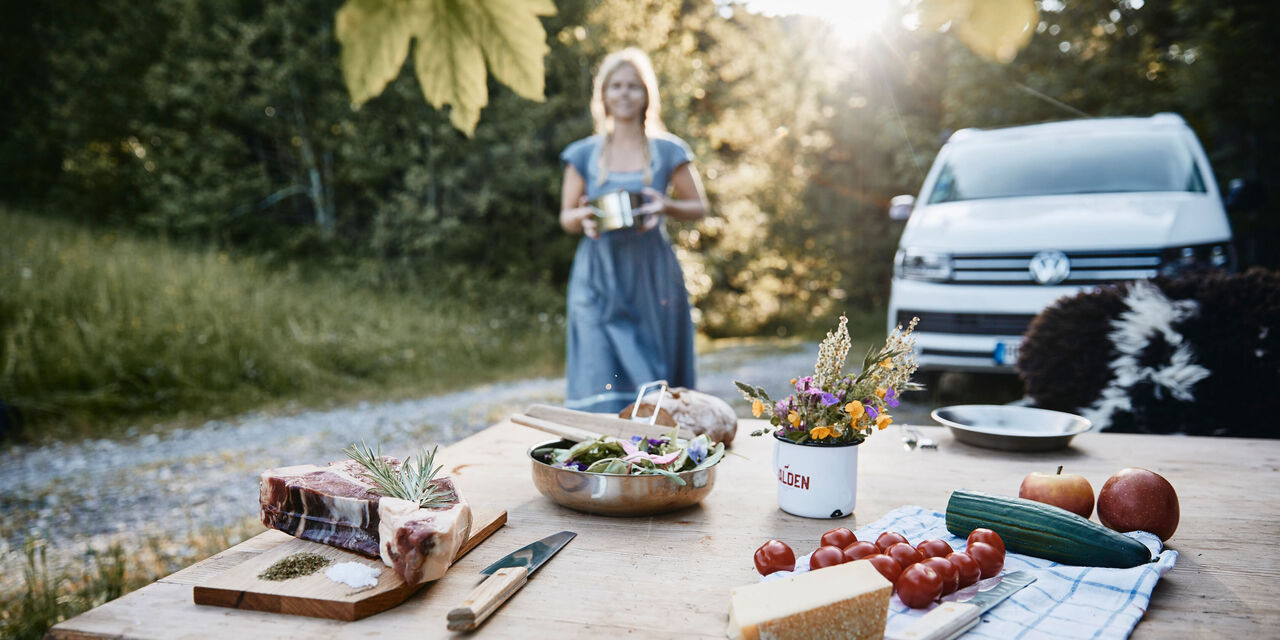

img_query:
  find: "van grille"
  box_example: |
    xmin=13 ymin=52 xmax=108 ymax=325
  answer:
xmin=949 ymin=249 xmax=1161 ymax=285
xmin=898 ymin=311 xmax=1036 ymax=336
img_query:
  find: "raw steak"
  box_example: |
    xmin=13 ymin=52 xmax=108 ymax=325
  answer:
xmin=259 ymin=460 xmax=385 ymax=557
xmin=378 ymin=479 xmax=472 ymax=585
xmin=259 ymin=458 xmax=472 ymax=584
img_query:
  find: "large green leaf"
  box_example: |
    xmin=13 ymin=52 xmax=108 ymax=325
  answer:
xmin=920 ymin=0 xmax=1037 ymax=63
xmin=335 ymin=0 xmax=556 ymax=136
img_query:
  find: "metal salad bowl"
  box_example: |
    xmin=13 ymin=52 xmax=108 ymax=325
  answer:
xmin=931 ymin=405 xmax=1092 ymax=452
xmin=528 ymin=438 xmax=718 ymax=516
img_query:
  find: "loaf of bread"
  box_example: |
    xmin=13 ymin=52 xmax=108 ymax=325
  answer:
xmin=619 ymin=387 xmax=738 ymax=445
xmin=725 ymin=560 xmax=892 ymax=640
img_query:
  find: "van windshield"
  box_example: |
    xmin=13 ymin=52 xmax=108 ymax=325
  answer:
xmin=926 ymin=131 xmax=1206 ymax=203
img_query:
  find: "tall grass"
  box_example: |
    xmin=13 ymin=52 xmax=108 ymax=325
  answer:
xmin=0 ymin=210 xmax=566 ymax=439
xmin=0 ymin=520 xmax=259 ymax=640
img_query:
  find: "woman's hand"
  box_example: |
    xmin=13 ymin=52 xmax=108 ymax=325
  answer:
xmin=637 ymin=187 xmax=668 ymax=233
xmin=563 ymin=196 xmax=599 ymax=238
xmin=560 ymin=166 xmax=599 ymax=238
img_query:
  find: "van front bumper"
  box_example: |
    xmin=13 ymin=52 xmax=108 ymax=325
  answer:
xmin=888 ymin=278 xmax=1092 ymax=372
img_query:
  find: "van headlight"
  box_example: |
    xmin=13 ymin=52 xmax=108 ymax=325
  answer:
xmin=1158 ymin=242 xmax=1235 ymax=278
xmin=895 ymin=248 xmax=953 ymax=281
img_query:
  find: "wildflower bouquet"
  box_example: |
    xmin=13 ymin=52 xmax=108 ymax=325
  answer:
xmin=735 ymin=315 xmax=921 ymax=445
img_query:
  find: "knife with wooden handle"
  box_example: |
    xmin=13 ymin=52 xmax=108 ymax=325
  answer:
xmin=446 ymin=531 xmax=576 ymax=632
xmin=886 ymin=571 xmax=1035 ymax=640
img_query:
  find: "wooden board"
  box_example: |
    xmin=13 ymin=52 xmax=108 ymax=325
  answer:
xmin=522 ymin=404 xmax=696 ymax=441
xmin=192 ymin=508 xmax=506 ymax=621
xmin=50 ymin=422 xmax=1280 ymax=639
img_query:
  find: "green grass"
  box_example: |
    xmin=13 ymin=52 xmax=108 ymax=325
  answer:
xmin=0 ymin=520 xmax=260 ymax=640
xmin=0 ymin=209 xmax=567 ymax=441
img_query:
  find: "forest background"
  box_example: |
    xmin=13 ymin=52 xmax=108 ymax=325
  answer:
xmin=0 ymin=0 xmax=1276 ymax=436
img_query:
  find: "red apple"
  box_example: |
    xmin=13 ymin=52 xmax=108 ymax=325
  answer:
xmin=1097 ymin=468 xmax=1180 ymax=541
xmin=1019 ymin=465 xmax=1095 ymax=519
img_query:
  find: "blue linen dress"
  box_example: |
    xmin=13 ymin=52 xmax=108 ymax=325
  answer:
xmin=560 ymin=133 xmax=698 ymax=412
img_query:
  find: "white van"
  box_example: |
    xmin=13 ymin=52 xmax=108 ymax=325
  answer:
xmin=886 ymin=114 xmax=1234 ymax=377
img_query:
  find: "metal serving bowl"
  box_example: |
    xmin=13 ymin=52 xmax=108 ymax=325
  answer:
xmin=589 ymin=190 xmax=648 ymax=232
xmin=931 ymin=405 xmax=1092 ymax=452
xmin=528 ymin=439 xmax=718 ymax=516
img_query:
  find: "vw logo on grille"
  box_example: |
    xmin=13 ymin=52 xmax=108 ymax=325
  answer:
xmin=1029 ymin=250 xmax=1070 ymax=285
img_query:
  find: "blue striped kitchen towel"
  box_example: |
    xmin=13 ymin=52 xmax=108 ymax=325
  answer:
xmin=761 ymin=505 xmax=1177 ymax=639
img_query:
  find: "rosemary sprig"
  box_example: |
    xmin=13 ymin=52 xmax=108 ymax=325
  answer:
xmin=344 ymin=441 xmax=454 ymax=508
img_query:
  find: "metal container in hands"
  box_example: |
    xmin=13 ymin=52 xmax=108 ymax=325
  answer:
xmin=528 ymin=439 xmax=717 ymax=516
xmin=589 ymin=190 xmax=648 ymax=232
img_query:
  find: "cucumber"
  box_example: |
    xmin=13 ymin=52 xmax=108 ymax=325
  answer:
xmin=946 ymin=489 xmax=1153 ymax=568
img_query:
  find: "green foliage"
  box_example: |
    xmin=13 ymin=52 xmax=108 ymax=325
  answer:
xmin=336 ymin=0 xmax=557 ymax=135
xmin=4 ymin=0 xmax=1277 ymax=353
xmin=0 ymin=522 xmax=258 ymax=640
xmin=0 ymin=209 xmax=565 ymax=436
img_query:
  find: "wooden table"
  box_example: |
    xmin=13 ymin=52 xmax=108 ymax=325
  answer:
xmin=48 ymin=420 xmax=1280 ymax=639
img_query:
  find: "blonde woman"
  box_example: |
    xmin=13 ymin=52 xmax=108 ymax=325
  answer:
xmin=559 ymin=48 xmax=709 ymax=412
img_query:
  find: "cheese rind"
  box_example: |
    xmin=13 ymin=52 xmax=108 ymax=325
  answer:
xmin=726 ymin=560 xmax=893 ymax=640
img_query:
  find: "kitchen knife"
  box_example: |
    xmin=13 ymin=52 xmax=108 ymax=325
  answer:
xmin=887 ymin=571 xmax=1036 ymax=640
xmin=445 ymin=531 xmax=576 ymax=632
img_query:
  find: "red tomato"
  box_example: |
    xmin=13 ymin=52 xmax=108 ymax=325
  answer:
xmin=866 ymin=554 xmax=902 ymax=584
xmin=966 ymin=541 xmax=1005 ymax=579
xmin=967 ymin=528 xmax=1006 ymax=556
xmin=922 ymin=556 xmax=959 ymax=595
xmin=875 ymin=531 xmax=909 ymax=552
xmin=896 ymin=562 xmax=943 ymax=609
xmin=916 ymin=538 xmax=954 ymax=559
xmin=945 ymin=552 xmax=981 ymax=589
xmin=842 ymin=541 xmax=880 ymax=563
xmin=885 ymin=542 xmax=925 ymax=569
xmin=753 ymin=540 xmax=796 ymax=576
xmin=809 ymin=545 xmax=847 ymax=570
xmin=820 ymin=527 xmax=857 ymax=549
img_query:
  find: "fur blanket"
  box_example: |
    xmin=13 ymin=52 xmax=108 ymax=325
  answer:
xmin=1018 ymin=269 xmax=1280 ymax=437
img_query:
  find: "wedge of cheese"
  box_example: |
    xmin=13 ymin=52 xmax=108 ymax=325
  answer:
xmin=726 ymin=560 xmax=892 ymax=640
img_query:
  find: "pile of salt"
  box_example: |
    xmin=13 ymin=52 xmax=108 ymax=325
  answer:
xmin=325 ymin=562 xmax=381 ymax=589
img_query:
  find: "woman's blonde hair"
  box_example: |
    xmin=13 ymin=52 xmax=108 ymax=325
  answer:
xmin=590 ymin=48 xmax=666 ymax=187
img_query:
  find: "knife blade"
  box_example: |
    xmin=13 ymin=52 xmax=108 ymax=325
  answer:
xmin=887 ymin=571 xmax=1036 ymax=640
xmin=446 ymin=531 xmax=576 ymax=631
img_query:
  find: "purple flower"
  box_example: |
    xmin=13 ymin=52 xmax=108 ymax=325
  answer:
xmin=689 ymin=439 xmax=708 ymax=464
xmin=774 ymin=399 xmax=791 ymax=417
xmin=795 ymin=376 xmax=814 ymax=392
xmin=648 ymin=437 xmax=667 ymax=447
xmin=885 ymin=387 xmax=899 ymax=408
xmin=629 ymin=435 xmax=643 ymax=444
xmin=866 ymin=405 xmax=879 ymax=420
xmin=820 ymin=392 xmax=839 ymax=407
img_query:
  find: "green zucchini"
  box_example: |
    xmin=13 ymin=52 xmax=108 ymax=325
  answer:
xmin=946 ymin=489 xmax=1153 ymax=568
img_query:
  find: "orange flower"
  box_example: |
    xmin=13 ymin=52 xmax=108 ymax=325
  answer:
xmin=788 ymin=411 xmax=801 ymax=427
xmin=844 ymin=400 xmax=865 ymax=421
xmin=875 ymin=413 xmax=893 ymax=430
xmin=790 ymin=378 xmax=797 ymax=385
xmin=751 ymin=398 xmax=764 ymax=418
xmin=879 ymin=358 xmax=894 ymax=370
xmin=809 ymin=426 xmax=833 ymax=440
xmin=876 ymin=387 xmax=887 ymax=399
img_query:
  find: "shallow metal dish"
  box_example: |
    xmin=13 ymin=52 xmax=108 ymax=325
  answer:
xmin=528 ymin=439 xmax=718 ymax=516
xmin=931 ymin=405 xmax=1092 ymax=452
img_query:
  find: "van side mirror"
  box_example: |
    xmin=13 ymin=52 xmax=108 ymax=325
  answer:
xmin=888 ymin=195 xmax=915 ymax=221
xmin=1224 ymin=178 xmax=1264 ymax=213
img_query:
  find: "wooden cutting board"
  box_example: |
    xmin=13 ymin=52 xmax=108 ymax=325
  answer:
xmin=193 ymin=508 xmax=506 ymax=621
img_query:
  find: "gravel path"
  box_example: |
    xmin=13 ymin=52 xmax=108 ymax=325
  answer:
xmin=0 ymin=340 xmax=949 ymax=587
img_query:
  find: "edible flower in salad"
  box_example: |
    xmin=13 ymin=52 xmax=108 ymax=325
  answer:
xmin=532 ymin=423 xmax=725 ymax=486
